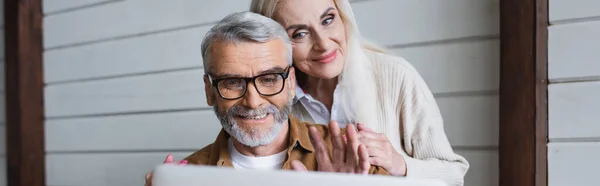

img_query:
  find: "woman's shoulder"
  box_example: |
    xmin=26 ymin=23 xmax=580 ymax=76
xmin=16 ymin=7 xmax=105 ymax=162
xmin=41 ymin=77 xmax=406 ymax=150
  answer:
xmin=363 ymin=50 xmax=424 ymax=84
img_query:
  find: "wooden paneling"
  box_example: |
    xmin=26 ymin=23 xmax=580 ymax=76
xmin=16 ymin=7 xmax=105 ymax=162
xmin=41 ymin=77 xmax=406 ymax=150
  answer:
xmin=44 ymin=25 xmax=210 ymax=83
xmin=549 ymin=0 xmax=600 ymax=23
xmin=353 ymin=0 xmax=499 ymax=47
xmin=548 ymin=22 xmax=600 ymax=81
xmin=549 ymin=81 xmax=600 ymax=139
xmin=499 ymin=0 xmax=548 ymax=186
xmin=393 ymin=39 xmax=499 ymax=94
xmin=43 ymin=0 xmax=122 ymax=14
xmin=46 ymin=152 xmax=193 ymax=186
xmin=45 ymin=111 xmax=220 ymax=152
xmin=43 ymin=0 xmax=251 ymax=48
xmin=5 ymin=0 xmax=46 ymax=185
xmin=548 ymin=142 xmax=600 ymax=186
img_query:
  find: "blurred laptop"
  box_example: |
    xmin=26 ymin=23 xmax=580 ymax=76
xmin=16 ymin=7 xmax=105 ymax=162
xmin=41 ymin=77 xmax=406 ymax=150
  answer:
xmin=152 ymin=164 xmax=447 ymax=186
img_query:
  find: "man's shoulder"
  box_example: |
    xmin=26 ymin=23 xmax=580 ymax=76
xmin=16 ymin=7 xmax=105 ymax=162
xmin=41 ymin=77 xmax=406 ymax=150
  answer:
xmin=183 ymin=143 xmax=215 ymax=165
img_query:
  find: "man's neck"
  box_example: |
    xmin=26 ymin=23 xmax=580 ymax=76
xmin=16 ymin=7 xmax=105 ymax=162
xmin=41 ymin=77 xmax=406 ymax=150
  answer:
xmin=232 ymin=122 xmax=290 ymax=157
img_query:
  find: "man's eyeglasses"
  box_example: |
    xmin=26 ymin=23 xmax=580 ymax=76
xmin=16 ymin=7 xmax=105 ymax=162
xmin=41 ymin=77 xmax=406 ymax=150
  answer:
xmin=208 ymin=66 xmax=292 ymax=100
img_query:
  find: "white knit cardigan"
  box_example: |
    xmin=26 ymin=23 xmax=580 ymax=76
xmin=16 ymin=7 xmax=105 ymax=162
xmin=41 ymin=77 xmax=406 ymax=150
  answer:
xmin=290 ymin=50 xmax=470 ymax=186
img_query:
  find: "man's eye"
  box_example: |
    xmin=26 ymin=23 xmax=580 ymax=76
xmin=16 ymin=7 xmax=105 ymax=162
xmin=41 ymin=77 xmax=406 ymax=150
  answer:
xmin=223 ymin=80 xmax=242 ymax=86
xmin=262 ymin=78 xmax=276 ymax=83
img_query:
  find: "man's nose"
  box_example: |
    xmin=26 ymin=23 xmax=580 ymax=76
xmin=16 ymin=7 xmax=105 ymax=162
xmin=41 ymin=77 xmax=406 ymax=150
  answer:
xmin=240 ymin=82 xmax=264 ymax=109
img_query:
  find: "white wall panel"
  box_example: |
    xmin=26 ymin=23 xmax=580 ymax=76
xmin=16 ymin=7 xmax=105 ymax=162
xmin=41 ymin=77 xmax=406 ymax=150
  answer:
xmin=44 ymin=69 xmax=207 ymax=118
xmin=548 ymin=142 xmax=600 ymax=186
xmin=549 ymin=22 xmax=600 ymax=81
xmin=46 ymin=111 xmax=220 ymax=152
xmin=44 ymin=0 xmax=499 ymax=49
xmin=393 ymin=39 xmax=499 ymax=94
xmin=44 ymin=0 xmax=251 ymax=48
xmin=549 ymin=0 xmax=600 ymax=23
xmin=459 ymin=150 xmax=498 ymax=186
xmin=0 ymin=156 xmax=5 ymax=186
xmin=353 ymin=0 xmax=499 ymax=47
xmin=438 ymin=95 xmax=499 ymax=147
xmin=45 ymin=94 xmax=497 ymax=152
xmin=46 ymin=152 xmax=194 ymax=186
xmin=43 ymin=0 xmax=121 ymax=14
xmin=0 ymin=29 xmax=4 ymax=60
xmin=549 ymin=81 xmax=600 ymax=139
xmin=44 ymin=25 xmax=210 ymax=83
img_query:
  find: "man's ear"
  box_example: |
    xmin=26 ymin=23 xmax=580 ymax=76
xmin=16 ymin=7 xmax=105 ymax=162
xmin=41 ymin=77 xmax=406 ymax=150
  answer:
xmin=288 ymin=66 xmax=296 ymax=99
xmin=204 ymin=75 xmax=214 ymax=106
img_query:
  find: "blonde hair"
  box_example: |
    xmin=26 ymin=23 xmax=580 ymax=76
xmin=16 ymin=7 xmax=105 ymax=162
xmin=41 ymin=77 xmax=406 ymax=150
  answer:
xmin=250 ymin=0 xmax=386 ymax=132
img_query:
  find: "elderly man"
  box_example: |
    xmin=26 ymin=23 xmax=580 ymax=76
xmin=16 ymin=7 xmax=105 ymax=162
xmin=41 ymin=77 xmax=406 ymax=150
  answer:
xmin=144 ymin=11 xmax=389 ymax=186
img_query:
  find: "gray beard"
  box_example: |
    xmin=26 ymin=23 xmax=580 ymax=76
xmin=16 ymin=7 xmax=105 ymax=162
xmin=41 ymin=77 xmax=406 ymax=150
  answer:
xmin=213 ymin=96 xmax=293 ymax=147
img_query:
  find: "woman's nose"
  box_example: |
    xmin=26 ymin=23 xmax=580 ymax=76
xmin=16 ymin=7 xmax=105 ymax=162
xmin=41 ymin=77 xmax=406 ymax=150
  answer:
xmin=312 ymin=32 xmax=331 ymax=52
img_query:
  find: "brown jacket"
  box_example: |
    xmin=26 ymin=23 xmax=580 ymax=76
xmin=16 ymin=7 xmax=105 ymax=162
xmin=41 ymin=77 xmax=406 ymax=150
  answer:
xmin=184 ymin=115 xmax=390 ymax=175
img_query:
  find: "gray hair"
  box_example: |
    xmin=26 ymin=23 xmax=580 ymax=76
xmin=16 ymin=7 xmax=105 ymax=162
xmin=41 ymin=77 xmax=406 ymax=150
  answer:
xmin=201 ymin=11 xmax=293 ymax=73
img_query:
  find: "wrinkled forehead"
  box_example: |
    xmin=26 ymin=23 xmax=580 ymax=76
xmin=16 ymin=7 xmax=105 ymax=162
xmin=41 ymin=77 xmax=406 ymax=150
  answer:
xmin=207 ymin=40 xmax=289 ymax=78
xmin=273 ymin=0 xmax=337 ymax=23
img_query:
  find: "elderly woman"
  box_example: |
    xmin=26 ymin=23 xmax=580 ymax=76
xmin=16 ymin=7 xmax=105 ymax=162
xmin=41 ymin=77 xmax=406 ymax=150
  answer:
xmin=249 ymin=0 xmax=469 ymax=185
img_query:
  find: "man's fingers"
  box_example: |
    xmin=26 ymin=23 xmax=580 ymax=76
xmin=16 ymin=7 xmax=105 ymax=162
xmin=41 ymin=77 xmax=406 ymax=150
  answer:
xmin=345 ymin=124 xmax=360 ymax=167
xmin=309 ymin=126 xmax=333 ymax=170
xmin=164 ymin=154 xmax=174 ymax=163
xmin=178 ymin=160 xmax=188 ymax=165
xmin=328 ymin=120 xmax=346 ymax=164
xmin=291 ymin=160 xmax=308 ymax=172
xmin=357 ymin=144 xmax=370 ymax=174
xmin=145 ymin=172 xmax=152 ymax=180
xmin=145 ymin=172 xmax=153 ymax=186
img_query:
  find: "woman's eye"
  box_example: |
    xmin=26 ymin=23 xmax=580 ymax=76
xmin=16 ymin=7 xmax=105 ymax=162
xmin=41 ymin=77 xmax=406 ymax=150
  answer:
xmin=322 ymin=17 xmax=334 ymax=25
xmin=292 ymin=32 xmax=307 ymax=39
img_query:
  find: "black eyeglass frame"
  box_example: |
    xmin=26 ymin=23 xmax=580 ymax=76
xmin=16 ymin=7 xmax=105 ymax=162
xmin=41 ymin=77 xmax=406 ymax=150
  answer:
xmin=207 ymin=66 xmax=292 ymax=100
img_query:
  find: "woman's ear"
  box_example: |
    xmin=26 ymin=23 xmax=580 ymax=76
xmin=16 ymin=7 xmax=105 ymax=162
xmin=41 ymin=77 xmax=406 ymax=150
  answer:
xmin=204 ymin=75 xmax=214 ymax=106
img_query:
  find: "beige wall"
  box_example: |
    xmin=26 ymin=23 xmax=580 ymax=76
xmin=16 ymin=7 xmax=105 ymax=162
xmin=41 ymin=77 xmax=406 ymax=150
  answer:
xmin=42 ymin=0 xmax=500 ymax=185
xmin=548 ymin=1 xmax=600 ymax=186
